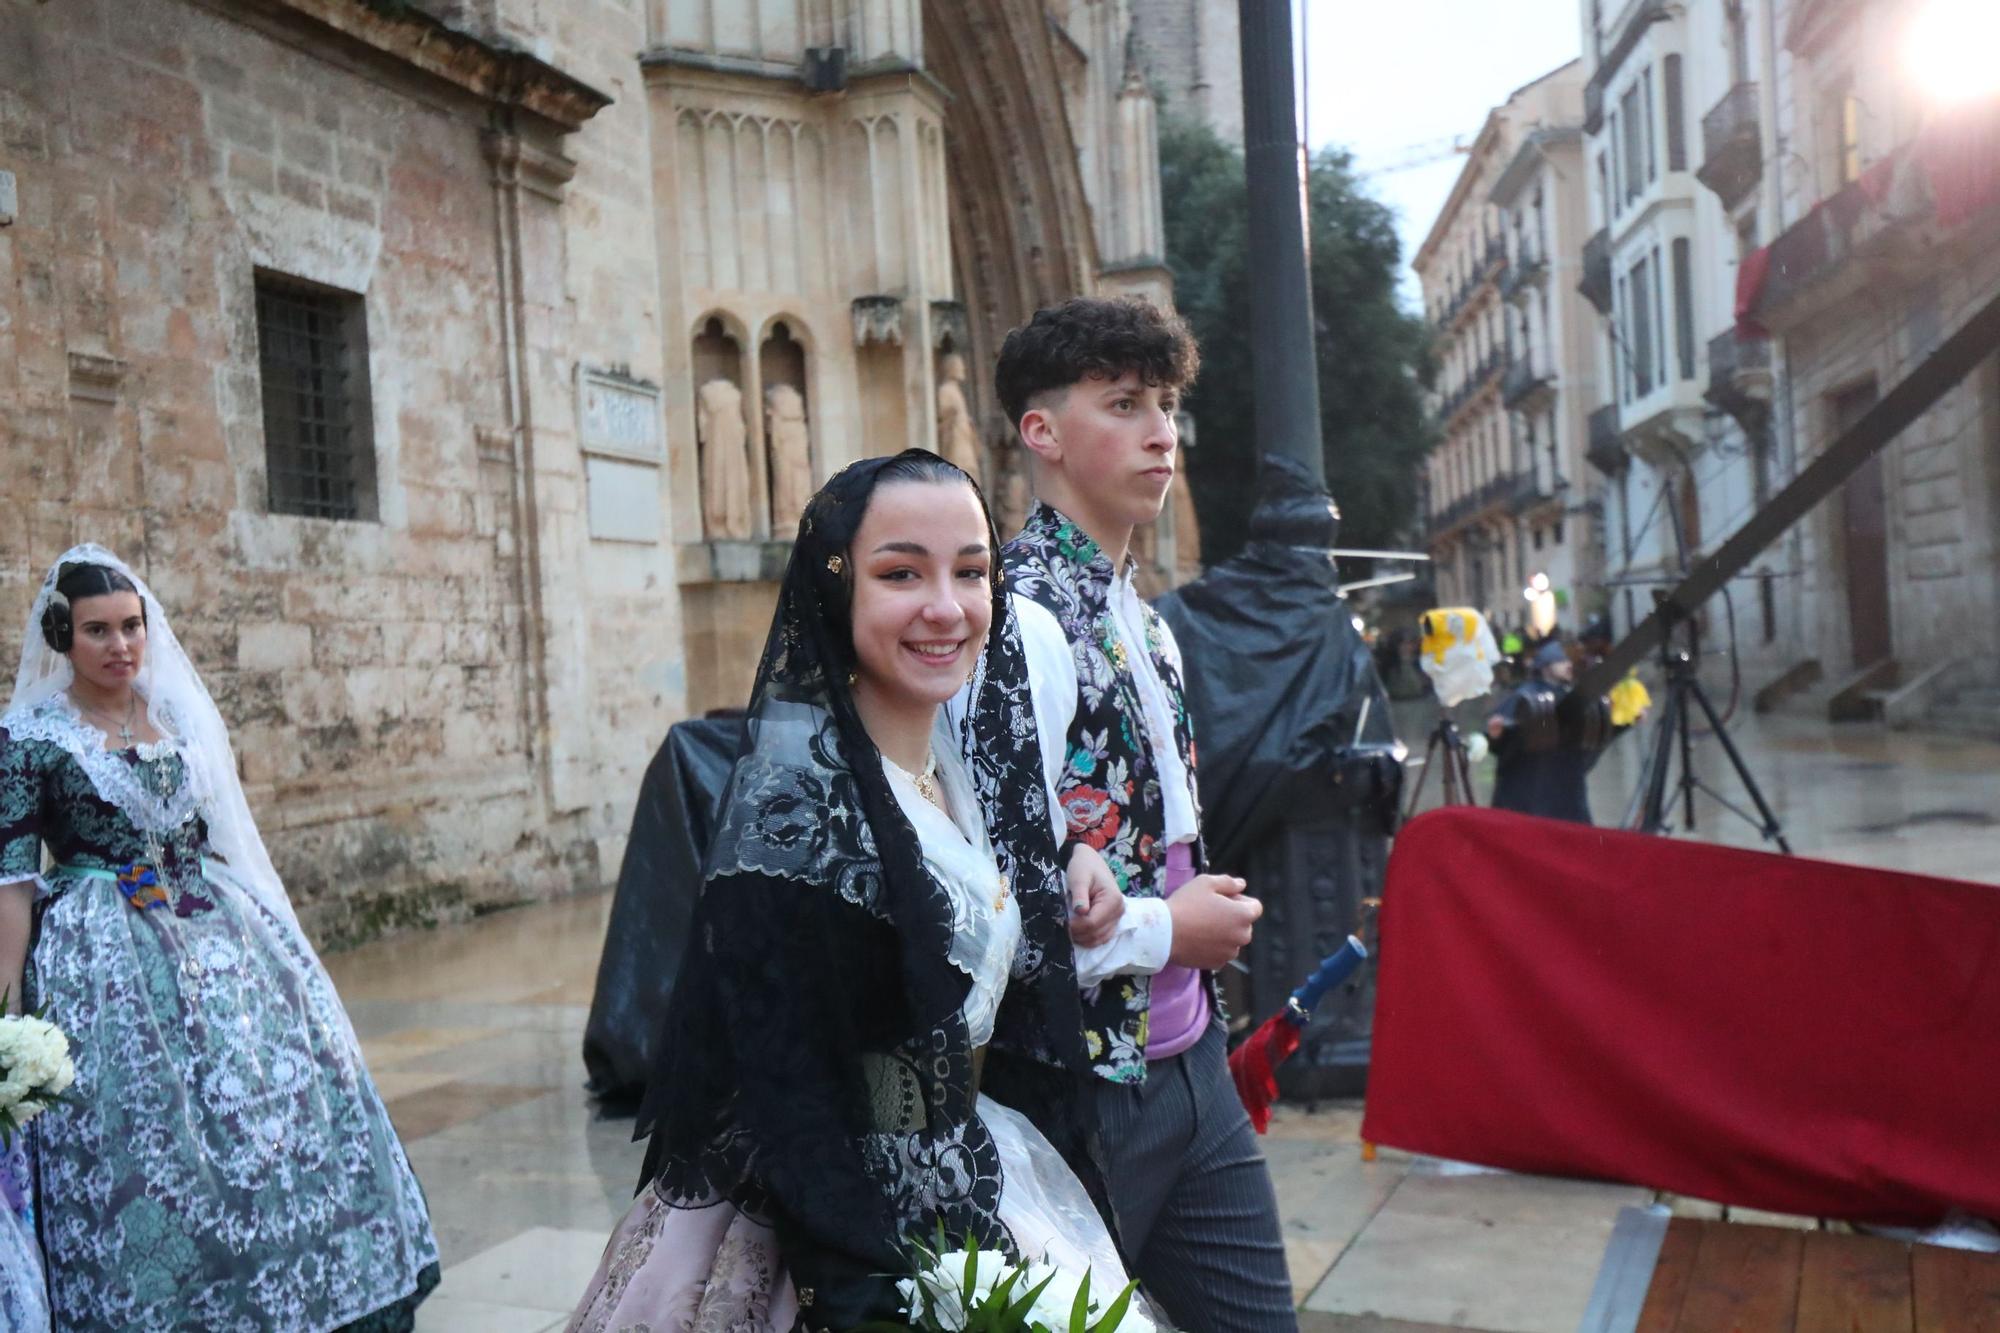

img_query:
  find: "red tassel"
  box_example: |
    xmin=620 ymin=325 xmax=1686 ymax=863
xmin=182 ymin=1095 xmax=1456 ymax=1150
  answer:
xmin=1228 ymin=1016 xmax=1302 ymax=1134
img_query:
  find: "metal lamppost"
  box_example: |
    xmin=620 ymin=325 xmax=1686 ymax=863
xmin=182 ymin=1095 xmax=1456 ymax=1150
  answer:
xmin=1237 ymin=0 xmax=1325 ymax=486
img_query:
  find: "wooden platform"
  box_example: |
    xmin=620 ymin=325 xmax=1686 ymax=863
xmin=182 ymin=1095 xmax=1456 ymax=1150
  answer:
xmin=1585 ymin=1210 xmax=2000 ymax=1332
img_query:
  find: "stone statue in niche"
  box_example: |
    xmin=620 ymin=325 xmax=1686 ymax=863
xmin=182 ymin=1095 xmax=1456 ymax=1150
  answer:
xmin=765 ymin=383 xmax=812 ymax=540
xmin=696 ymin=377 xmax=752 ymax=541
xmin=934 ymin=352 xmax=983 ymax=485
xmin=995 ymin=442 xmax=1031 ymax=539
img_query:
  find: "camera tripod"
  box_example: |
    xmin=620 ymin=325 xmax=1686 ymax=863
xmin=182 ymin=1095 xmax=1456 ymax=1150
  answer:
xmin=1404 ymin=712 xmax=1477 ymax=818
xmin=1627 ymin=606 xmax=1791 ymax=853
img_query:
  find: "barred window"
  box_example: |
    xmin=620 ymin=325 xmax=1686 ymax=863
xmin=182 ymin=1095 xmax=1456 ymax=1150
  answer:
xmin=255 ymin=271 xmax=377 ymax=522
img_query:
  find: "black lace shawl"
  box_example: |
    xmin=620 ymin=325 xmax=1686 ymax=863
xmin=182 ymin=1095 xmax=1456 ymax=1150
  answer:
xmin=633 ymin=452 xmax=1108 ymax=1328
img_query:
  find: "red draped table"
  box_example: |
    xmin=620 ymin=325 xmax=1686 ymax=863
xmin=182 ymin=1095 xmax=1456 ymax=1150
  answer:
xmin=1361 ymin=808 xmax=2000 ymax=1225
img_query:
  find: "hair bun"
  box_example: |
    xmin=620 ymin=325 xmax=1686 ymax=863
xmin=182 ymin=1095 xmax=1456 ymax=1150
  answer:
xmin=40 ymin=591 xmax=73 ymax=654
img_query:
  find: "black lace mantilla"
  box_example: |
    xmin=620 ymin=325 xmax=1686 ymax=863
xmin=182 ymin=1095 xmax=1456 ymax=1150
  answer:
xmin=633 ymin=452 xmax=1109 ymax=1328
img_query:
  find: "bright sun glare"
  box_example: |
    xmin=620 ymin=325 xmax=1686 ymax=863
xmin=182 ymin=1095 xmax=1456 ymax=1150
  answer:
xmin=1906 ymin=0 xmax=2000 ymax=107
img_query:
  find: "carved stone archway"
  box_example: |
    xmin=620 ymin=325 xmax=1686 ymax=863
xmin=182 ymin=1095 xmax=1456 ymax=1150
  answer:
xmin=926 ymin=0 xmax=1102 ymax=448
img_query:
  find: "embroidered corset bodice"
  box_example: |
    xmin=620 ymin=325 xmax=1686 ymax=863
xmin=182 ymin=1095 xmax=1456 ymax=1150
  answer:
xmin=0 ymin=699 xmax=210 ymax=890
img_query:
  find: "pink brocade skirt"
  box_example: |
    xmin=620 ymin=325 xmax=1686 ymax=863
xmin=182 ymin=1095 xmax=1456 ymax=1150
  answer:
xmin=566 ymin=1186 xmax=799 ymax=1333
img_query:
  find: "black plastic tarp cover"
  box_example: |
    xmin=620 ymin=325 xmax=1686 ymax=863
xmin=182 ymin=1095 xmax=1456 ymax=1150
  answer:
xmin=582 ymin=715 xmax=746 ymax=1110
xmin=1153 ymin=456 xmax=1400 ymax=874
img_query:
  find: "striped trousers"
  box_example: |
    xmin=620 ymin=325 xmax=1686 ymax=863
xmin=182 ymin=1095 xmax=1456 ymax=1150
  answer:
xmin=1094 ymin=1021 xmax=1297 ymax=1333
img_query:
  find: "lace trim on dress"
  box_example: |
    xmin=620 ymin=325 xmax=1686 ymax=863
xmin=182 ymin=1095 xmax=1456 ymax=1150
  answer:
xmin=1 ymin=697 xmax=206 ymax=836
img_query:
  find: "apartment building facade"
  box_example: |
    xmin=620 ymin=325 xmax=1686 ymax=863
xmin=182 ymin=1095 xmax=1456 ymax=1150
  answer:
xmin=1418 ymin=63 xmax=1603 ymax=637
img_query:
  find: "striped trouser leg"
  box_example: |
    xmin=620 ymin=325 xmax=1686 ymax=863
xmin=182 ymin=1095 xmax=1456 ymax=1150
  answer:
xmin=1095 ymin=1022 xmax=1297 ymax=1333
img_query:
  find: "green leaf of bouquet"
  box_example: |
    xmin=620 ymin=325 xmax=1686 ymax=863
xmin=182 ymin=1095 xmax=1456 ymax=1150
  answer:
xmin=1069 ymin=1269 xmax=1093 ymax=1333
xmin=1004 ymin=1268 xmax=1059 ymax=1326
xmin=970 ymin=1267 xmax=1019 ymax=1333
xmin=1085 ymin=1279 xmax=1138 ymax=1333
xmin=960 ymin=1236 xmax=981 ymax=1308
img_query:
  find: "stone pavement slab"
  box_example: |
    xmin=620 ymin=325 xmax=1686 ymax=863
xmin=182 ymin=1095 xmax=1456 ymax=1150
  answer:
xmin=1302 ymin=1164 xmax=1647 ymax=1333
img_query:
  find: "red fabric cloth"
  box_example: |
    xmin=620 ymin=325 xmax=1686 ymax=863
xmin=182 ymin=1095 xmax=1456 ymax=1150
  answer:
xmin=1229 ymin=1015 xmax=1300 ymax=1134
xmin=1734 ymin=244 xmax=1772 ymax=338
xmin=1360 ymin=808 xmax=2000 ymax=1226
xmin=1918 ymin=97 xmax=2000 ymax=229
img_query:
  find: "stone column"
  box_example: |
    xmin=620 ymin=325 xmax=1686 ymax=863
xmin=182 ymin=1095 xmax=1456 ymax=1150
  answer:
xmin=483 ymin=126 xmax=596 ymax=815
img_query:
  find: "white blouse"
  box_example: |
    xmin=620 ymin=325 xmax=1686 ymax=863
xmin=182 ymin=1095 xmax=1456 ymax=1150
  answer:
xmin=882 ymin=719 xmax=1022 ymax=1047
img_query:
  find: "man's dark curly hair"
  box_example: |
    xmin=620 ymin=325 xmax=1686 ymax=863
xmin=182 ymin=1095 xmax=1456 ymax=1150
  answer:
xmin=994 ymin=297 xmax=1200 ymax=428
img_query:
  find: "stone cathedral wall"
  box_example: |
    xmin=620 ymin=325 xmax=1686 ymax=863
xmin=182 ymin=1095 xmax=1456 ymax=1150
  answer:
xmin=0 ymin=0 xmax=1201 ymax=944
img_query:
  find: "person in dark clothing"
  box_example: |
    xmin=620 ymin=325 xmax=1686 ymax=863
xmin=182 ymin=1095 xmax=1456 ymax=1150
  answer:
xmin=1485 ymin=638 xmax=1598 ymax=824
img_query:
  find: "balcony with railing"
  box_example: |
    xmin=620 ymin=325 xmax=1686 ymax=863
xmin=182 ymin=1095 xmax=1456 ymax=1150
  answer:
xmin=1428 ymin=472 xmax=1521 ymax=539
xmin=1502 ymin=355 xmax=1555 ymax=408
xmin=1740 ymin=99 xmax=2000 ymax=331
xmin=1583 ymin=0 xmax=1669 ymax=134
xmin=1434 ymin=233 xmax=1510 ymax=329
xmin=1504 ymin=464 xmax=1552 ymax=510
xmin=1697 ymin=82 xmax=1762 ymax=210
xmin=1579 ymin=228 xmax=1612 ymax=314
xmin=1586 ymin=404 xmax=1623 ymax=476
xmin=1704 ymin=327 xmax=1773 ymax=434
xmin=1500 ymin=245 xmax=1549 ymax=301
xmin=1433 ymin=351 xmax=1506 ymax=424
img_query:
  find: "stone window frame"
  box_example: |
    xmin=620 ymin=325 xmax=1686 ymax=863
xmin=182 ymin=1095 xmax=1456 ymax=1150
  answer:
xmin=253 ymin=269 xmax=379 ymax=523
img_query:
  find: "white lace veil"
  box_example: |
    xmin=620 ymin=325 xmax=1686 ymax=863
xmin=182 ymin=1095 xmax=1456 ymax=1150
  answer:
xmin=7 ymin=543 xmax=304 ymax=935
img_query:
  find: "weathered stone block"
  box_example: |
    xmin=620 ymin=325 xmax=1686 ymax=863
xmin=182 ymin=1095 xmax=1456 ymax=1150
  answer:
xmin=316 ymin=622 xmax=385 ymax=667
xmin=238 ymin=620 xmax=313 ymax=671
xmin=276 ymin=164 xmax=325 ymax=210
xmin=227 ymin=147 xmax=275 ymax=193
xmin=282 ymin=124 xmax=333 ymax=175
xmin=207 ymin=94 xmax=274 ymax=154
xmin=381 ymin=620 xmax=446 ymax=665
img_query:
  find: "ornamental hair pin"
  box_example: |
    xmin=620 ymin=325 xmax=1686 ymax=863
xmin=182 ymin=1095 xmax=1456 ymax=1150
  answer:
xmin=826 ymin=555 xmax=843 ymax=574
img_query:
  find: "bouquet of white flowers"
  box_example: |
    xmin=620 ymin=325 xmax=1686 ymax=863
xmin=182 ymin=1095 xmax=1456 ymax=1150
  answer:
xmin=876 ymin=1236 xmax=1153 ymax=1333
xmin=0 ymin=1000 xmax=75 ymax=1145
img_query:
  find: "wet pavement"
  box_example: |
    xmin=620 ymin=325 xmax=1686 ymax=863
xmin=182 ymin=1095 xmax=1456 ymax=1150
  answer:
xmin=1400 ymin=699 xmax=2000 ymax=885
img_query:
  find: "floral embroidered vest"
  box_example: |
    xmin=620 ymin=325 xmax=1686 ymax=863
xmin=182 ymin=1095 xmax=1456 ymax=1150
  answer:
xmin=1005 ymin=502 xmax=1205 ymax=1084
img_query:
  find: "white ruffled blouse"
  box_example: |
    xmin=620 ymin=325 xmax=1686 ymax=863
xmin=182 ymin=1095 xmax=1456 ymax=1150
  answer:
xmin=881 ymin=718 xmax=1022 ymax=1047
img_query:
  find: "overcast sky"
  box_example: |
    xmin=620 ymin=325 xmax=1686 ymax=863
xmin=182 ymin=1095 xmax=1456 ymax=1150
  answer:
xmin=1298 ymin=0 xmax=1584 ymax=309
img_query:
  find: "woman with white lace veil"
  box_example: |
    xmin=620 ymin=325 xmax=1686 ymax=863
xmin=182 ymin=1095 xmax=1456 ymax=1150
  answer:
xmin=0 ymin=544 xmax=439 ymax=1331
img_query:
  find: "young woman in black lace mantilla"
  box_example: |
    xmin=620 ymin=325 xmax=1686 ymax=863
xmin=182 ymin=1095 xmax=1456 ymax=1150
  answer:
xmin=567 ymin=452 xmax=1140 ymax=1333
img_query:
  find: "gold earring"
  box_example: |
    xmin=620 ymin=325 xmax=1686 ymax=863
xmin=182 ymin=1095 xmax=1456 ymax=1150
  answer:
xmin=846 ymin=669 xmax=858 ymax=687
xmin=826 ymin=555 xmax=843 ymax=574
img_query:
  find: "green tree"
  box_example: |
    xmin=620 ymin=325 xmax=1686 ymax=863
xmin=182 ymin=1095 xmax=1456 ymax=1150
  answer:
xmin=1160 ymin=116 xmax=1435 ymax=567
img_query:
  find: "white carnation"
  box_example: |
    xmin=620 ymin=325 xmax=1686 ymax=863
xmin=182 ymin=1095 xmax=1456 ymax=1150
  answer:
xmin=901 ymin=1252 xmax=1150 ymax=1333
xmin=0 ymin=1014 xmax=73 ymax=1098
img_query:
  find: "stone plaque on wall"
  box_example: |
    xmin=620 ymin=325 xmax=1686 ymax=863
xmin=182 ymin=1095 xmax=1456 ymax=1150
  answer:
xmin=577 ymin=365 xmax=664 ymax=542
xmin=577 ymin=365 xmax=664 ymax=463
xmin=586 ymin=457 xmax=663 ymax=544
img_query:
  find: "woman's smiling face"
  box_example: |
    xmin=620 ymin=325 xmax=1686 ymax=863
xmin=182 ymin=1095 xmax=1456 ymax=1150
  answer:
xmin=846 ymin=478 xmax=994 ymax=712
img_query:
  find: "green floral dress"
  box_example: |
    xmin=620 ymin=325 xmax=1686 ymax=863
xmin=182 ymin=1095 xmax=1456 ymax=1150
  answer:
xmin=0 ymin=695 xmax=439 ymax=1332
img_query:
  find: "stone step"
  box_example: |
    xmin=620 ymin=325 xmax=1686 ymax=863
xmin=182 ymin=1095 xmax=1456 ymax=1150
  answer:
xmin=1925 ymin=703 xmax=2000 ymax=741
xmin=1950 ymin=686 xmax=2000 ymax=711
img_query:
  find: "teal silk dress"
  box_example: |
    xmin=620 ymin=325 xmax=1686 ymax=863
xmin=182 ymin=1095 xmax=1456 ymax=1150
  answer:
xmin=0 ymin=695 xmax=439 ymax=1332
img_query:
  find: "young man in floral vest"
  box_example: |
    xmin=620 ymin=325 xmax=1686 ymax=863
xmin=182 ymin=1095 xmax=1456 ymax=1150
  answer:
xmin=995 ymin=297 xmax=1296 ymax=1332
